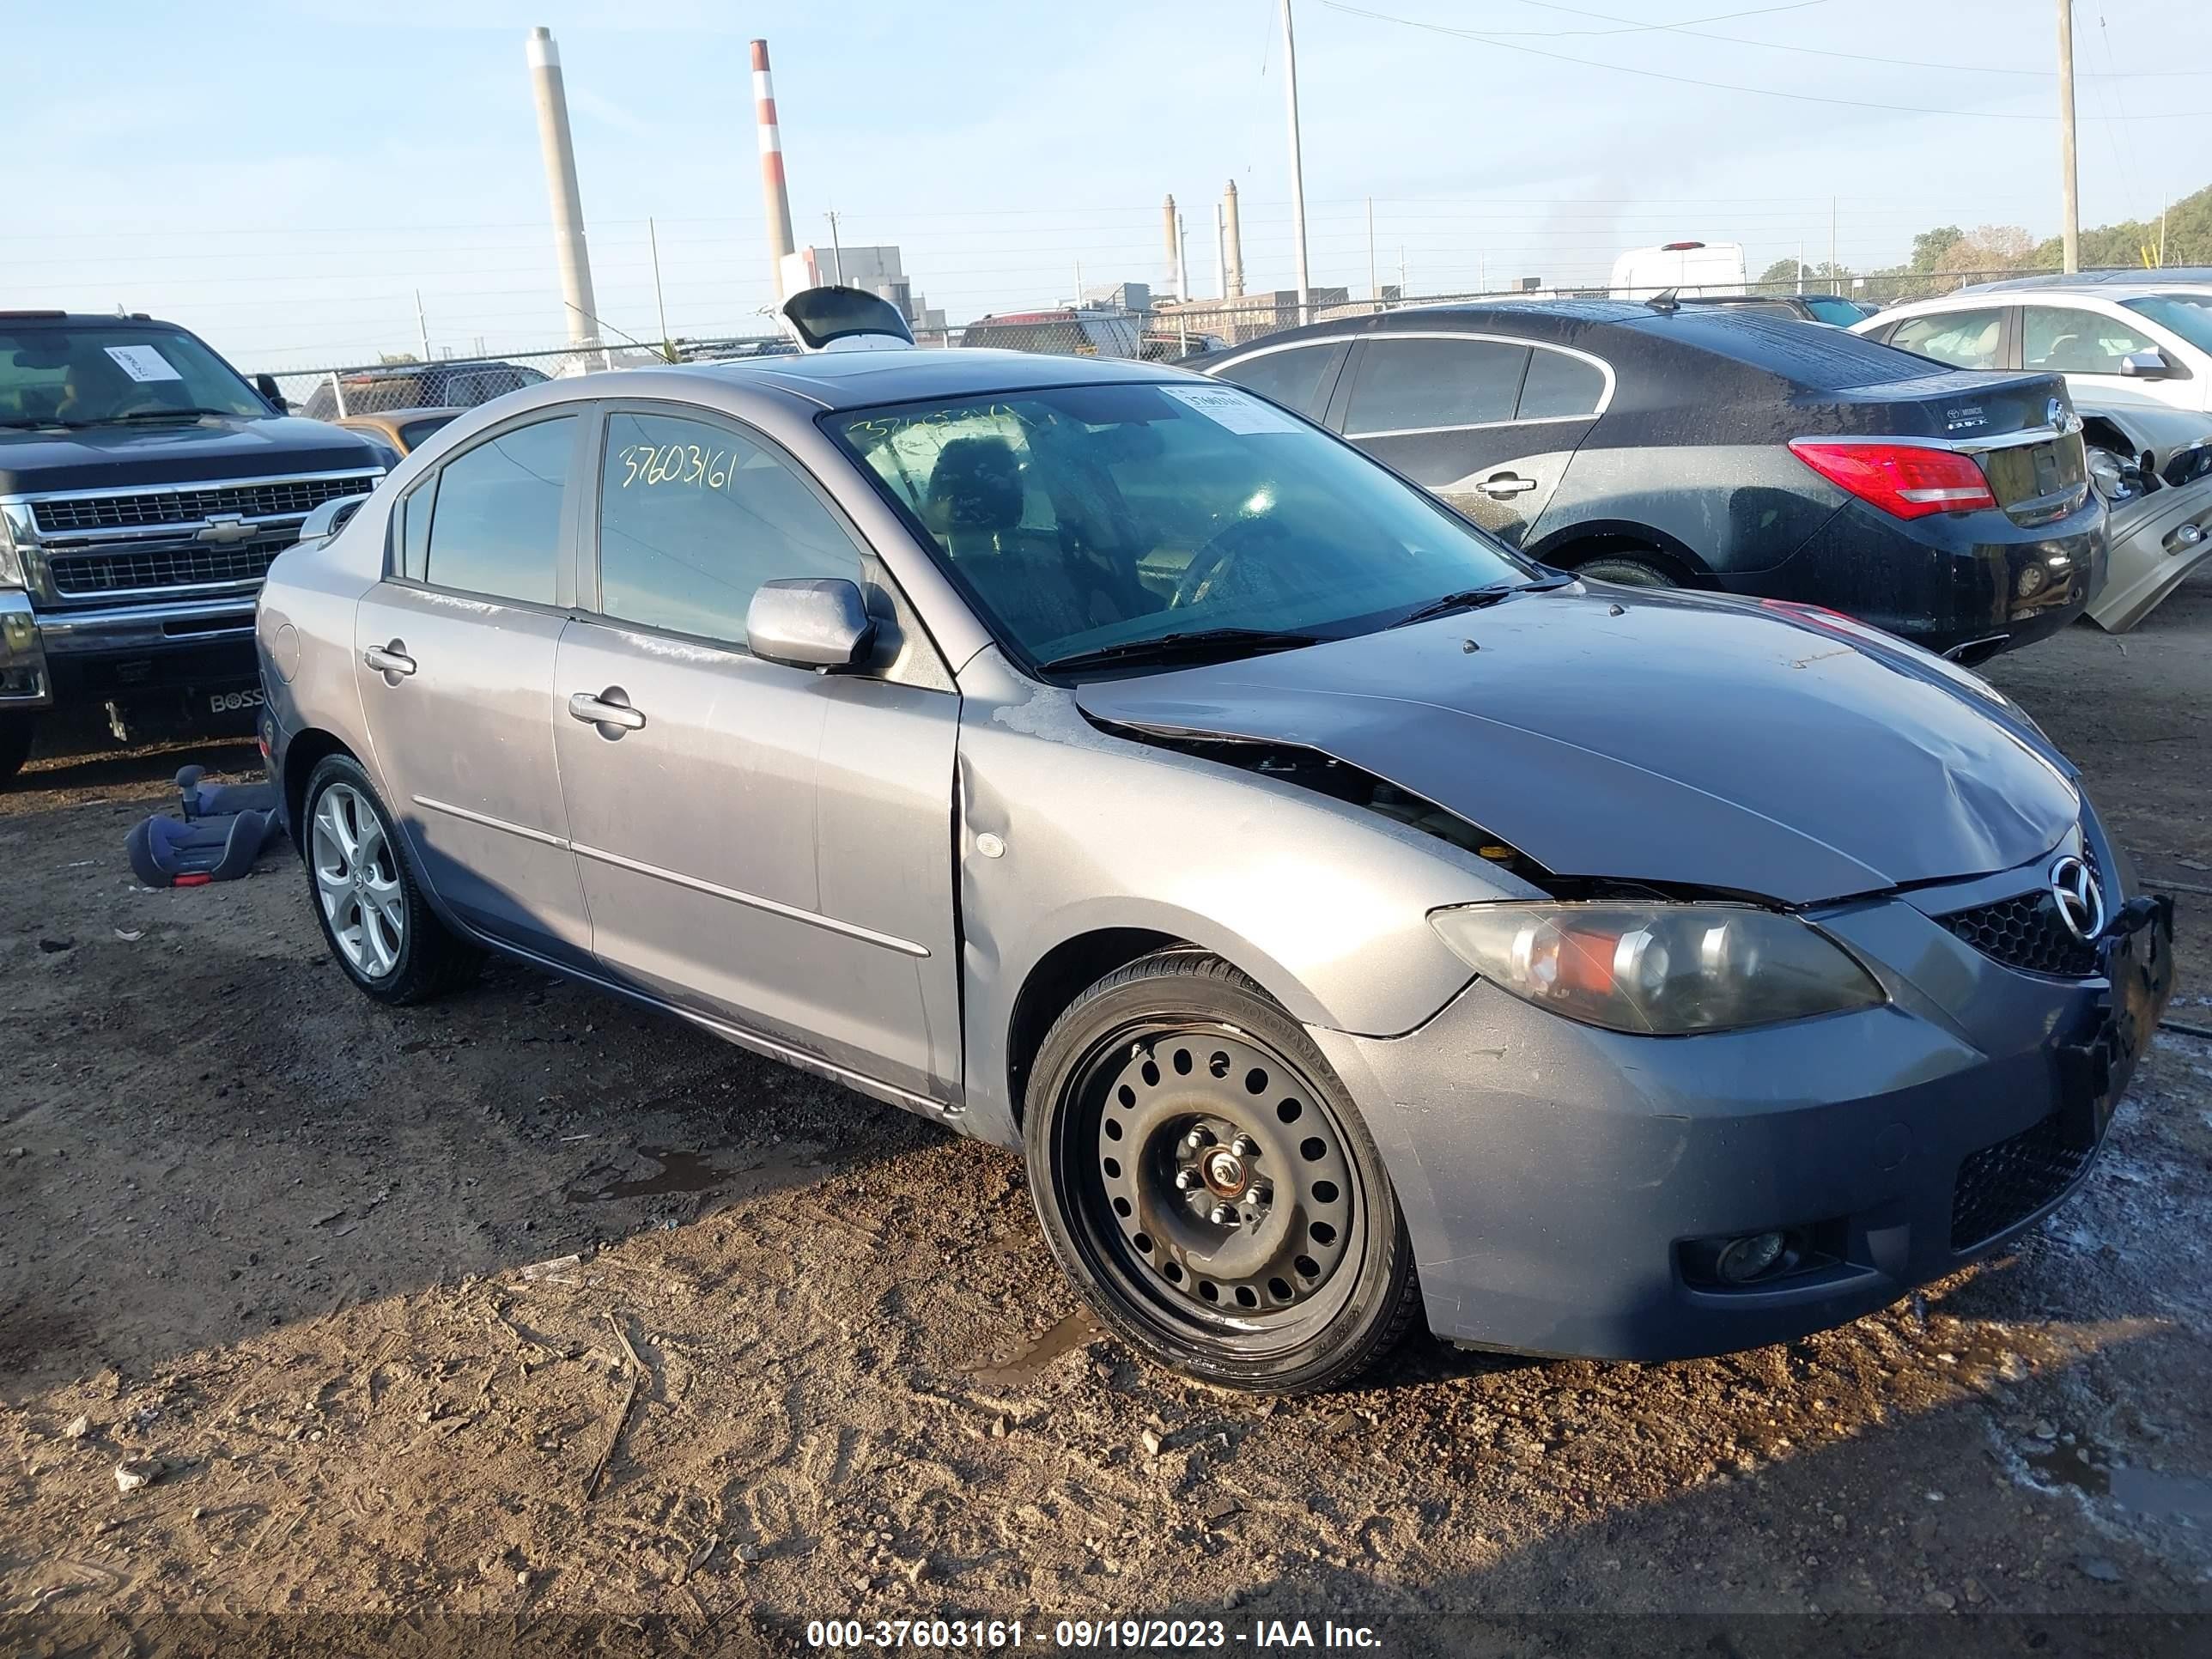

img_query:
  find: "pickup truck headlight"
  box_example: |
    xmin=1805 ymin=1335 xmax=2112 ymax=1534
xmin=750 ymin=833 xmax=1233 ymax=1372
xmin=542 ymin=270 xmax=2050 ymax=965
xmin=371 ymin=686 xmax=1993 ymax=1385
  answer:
xmin=1428 ymin=901 xmax=1885 ymax=1035
xmin=0 ymin=513 xmax=22 ymax=588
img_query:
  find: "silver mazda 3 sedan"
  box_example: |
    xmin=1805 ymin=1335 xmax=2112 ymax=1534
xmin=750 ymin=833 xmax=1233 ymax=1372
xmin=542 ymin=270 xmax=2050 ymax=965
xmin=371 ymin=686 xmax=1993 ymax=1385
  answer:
xmin=257 ymin=345 xmax=2173 ymax=1392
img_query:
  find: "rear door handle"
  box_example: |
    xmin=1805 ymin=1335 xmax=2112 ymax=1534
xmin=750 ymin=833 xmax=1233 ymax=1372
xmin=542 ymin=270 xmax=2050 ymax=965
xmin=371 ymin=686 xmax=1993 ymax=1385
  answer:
xmin=363 ymin=643 xmax=416 ymax=677
xmin=1478 ymin=471 xmax=1538 ymax=499
xmin=568 ymin=690 xmax=647 ymax=732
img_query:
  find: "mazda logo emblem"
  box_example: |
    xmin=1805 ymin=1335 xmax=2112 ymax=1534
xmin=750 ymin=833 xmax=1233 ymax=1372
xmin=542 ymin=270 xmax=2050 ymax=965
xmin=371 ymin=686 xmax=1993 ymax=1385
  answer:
xmin=2048 ymin=854 xmax=2106 ymax=944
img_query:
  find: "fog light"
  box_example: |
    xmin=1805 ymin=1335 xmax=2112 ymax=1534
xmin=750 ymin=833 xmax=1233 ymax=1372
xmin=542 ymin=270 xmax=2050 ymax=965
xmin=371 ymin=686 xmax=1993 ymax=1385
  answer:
xmin=1716 ymin=1231 xmax=1788 ymax=1284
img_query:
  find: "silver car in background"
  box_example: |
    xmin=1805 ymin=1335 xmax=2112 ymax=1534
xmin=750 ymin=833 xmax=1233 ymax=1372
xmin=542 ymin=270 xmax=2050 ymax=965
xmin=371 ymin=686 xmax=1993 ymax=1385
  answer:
xmin=257 ymin=344 xmax=2172 ymax=1392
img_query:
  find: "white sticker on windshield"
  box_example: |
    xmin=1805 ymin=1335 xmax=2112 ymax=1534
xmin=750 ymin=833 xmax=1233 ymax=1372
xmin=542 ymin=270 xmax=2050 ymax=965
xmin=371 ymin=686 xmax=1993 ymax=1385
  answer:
xmin=104 ymin=344 xmax=184 ymax=383
xmin=1160 ymin=383 xmax=1304 ymax=434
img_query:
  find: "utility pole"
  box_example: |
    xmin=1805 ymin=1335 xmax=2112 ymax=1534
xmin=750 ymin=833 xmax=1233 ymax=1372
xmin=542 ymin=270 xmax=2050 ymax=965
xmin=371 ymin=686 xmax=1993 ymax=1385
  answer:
xmin=1828 ymin=198 xmax=1837 ymax=283
xmin=415 ymin=289 xmax=430 ymax=360
xmin=526 ymin=27 xmax=600 ymax=348
xmin=1796 ymin=242 xmax=1805 ymax=295
xmin=1214 ymin=204 xmax=1228 ymax=301
xmin=1176 ymin=210 xmax=1190 ymax=303
xmin=1367 ymin=197 xmax=1378 ymax=307
xmin=826 ymin=210 xmax=845 ymax=286
xmin=1279 ymin=0 xmax=1312 ymax=325
xmin=649 ymin=217 xmax=672 ymax=360
xmin=2057 ymin=0 xmax=2080 ymax=272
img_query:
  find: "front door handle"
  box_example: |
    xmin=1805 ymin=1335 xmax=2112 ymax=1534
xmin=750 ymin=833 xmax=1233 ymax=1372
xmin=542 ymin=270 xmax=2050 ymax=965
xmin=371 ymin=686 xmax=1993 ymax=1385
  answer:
xmin=1478 ymin=471 xmax=1539 ymax=499
xmin=363 ymin=642 xmax=416 ymax=678
xmin=568 ymin=689 xmax=647 ymax=733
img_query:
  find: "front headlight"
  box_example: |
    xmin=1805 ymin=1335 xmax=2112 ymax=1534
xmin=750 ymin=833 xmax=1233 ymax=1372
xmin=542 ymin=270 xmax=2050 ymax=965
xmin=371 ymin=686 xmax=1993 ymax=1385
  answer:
xmin=1428 ymin=901 xmax=1885 ymax=1035
xmin=0 ymin=513 xmax=23 ymax=588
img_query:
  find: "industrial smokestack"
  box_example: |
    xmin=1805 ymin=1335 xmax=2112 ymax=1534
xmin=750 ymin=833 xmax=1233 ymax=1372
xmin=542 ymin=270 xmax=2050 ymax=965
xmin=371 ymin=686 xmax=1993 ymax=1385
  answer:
xmin=1162 ymin=194 xmax=1179 ymax=294
xmin=753 ymin=40 xmax=799 ymax=301
xmin=525 ymin=27 xmax=599 ymax=347
xmin=1223 ymin=180 xmax=1245 ymax=299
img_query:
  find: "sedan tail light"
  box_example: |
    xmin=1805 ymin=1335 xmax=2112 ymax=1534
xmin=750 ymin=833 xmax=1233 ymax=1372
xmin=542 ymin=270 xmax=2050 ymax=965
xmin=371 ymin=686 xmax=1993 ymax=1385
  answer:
xmin=1789 ymin=439 xmax=1998 ymax=519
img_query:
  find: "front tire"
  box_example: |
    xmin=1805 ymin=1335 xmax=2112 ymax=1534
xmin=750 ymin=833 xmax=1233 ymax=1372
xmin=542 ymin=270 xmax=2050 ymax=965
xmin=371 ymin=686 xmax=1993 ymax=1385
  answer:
xmin=1572 ymin=552 xmax=1676 ymax=588
xmin=0 ymin=714 xmax=35 ymax=786
xmin=1024 ymin=951 xmax=1419 ymax=1393
xmin=301 ymin=755 xmax=480 ymax=1005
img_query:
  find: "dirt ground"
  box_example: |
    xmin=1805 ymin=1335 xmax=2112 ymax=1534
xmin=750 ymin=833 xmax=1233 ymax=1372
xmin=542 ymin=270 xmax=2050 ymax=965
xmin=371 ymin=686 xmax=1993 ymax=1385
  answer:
xmin=3 ymin=579 xmax=2211 ymax=1656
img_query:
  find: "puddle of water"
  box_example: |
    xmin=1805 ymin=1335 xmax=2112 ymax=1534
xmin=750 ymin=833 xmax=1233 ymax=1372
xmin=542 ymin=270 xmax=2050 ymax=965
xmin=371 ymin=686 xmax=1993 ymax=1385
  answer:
xmin=565 ymin=1146 xmax=733 ymax=1205
xmin=970 ymin=1308 xmax=1104 ymax=1388
xmin=2023 ymin=1441 xmax=2111 ymax=1498
xmin=2110 ymin=1467 xmax=2212 ymax=1519
xmin=2022 ymin=1443 xmax=2212 ymax=1518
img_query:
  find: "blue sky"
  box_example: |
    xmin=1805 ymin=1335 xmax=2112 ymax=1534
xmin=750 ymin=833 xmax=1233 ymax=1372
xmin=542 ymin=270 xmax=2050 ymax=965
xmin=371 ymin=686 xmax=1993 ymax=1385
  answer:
xmin=9 ymin=1 xmax=2207 ymax=369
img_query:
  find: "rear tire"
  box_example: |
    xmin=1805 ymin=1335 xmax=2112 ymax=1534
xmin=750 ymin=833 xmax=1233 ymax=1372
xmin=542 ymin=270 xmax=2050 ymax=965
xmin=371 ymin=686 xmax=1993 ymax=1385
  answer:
xmin=1572 ymin=552 xmax=1677 ymax=588
xmin=0 ymin=714 xmax=33 ymax=787
xmin=301 ymin=755 xmax=481 ymax=1005
xmin=1024 ymin=950 xmax=1420 ymax=1394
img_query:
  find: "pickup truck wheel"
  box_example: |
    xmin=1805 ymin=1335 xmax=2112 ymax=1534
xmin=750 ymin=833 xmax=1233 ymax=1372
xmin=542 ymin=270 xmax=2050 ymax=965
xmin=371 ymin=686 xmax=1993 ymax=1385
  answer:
xmin=1024 ymin=951 xmax=1420 ymax=1394
xmin=0 ymin=714 xmax=33 ymax=786
xmin=301 ymin=756 xmax=480 ymax=1005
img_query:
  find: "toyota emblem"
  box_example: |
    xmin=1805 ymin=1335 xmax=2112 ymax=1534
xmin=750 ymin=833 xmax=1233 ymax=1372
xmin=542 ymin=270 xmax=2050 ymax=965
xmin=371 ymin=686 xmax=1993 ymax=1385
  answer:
xmin=2048 ymin=854 xmax=2106 ymax=945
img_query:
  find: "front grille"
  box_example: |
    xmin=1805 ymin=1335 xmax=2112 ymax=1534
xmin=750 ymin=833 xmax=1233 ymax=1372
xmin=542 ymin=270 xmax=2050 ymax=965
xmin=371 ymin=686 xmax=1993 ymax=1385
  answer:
xmin=1952 ymin=1110 xmax=2094 ymax=1249
xmin=46 ymin=535 xmax=292 ymax=598
xmin=30 ymin=473 xmax=376 ymax=533
xmin=1936 ymin=880 xmax=2100 ymax=978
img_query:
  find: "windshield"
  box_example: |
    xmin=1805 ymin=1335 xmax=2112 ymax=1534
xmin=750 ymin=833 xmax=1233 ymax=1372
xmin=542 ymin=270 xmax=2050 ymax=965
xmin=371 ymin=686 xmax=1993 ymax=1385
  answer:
xmin=0 ymin=325 xmax=267 ymax=426
xmin=829 ymin=380 xmax=1529 ymax=672
xmin=2121 ymin=293 xmax=2212 ymax=356
xmin=1803 ymin=296 xmax=1870 ymax=326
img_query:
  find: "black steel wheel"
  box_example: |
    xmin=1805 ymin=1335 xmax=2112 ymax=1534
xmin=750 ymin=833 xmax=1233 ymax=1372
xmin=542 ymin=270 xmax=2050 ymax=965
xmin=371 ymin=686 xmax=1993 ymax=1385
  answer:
xmin=1024 ymin=951 xmax=1419 ymax=1392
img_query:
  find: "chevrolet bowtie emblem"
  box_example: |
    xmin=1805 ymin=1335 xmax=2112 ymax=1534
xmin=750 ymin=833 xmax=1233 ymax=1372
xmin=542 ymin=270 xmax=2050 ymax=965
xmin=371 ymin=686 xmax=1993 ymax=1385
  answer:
xmin=197 ymin=514 xmax=257 ymax=545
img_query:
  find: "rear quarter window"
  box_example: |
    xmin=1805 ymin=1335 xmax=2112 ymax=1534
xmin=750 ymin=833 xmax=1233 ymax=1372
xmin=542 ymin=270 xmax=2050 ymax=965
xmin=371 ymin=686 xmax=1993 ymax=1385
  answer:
xmin=1653 ymin=309 xmax=1955 ymax=390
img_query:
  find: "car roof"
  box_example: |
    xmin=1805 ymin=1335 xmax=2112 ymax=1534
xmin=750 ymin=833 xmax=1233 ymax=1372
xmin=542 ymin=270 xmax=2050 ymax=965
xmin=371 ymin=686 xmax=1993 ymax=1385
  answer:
xmin=1952 ymin=267 xmax=2212 ymax=295
xmin=685 ymin=345 xmax=1185 ymax=410
xmin=0 ymin=311 xmax=190 ymax=330
xmin=339 ymin=360 xmax=527 ymax=380
xmin=337 ymin=405 xmax=467 ymax=427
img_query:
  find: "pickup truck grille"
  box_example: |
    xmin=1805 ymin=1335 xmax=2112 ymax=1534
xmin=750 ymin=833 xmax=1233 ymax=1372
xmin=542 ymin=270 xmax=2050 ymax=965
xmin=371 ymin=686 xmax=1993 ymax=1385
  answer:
xmin=30 ymin=474 xmax=377 ymax=534
xmin=46 ymin=534 xmax=295 ymax=599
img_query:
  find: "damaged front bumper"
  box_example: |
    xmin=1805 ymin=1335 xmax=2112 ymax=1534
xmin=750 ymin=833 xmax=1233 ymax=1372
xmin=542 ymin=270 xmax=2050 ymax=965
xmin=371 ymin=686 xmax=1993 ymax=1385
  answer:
xmin=1307 ymin=834 xmax=2174 ymax=1362
xmin=2085 ymin=471 xmax=2212 ymax=633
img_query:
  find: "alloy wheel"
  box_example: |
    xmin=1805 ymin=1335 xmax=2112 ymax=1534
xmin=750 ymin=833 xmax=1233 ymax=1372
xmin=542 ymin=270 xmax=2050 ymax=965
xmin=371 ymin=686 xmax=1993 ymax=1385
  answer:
xmin=310 ymin=782 xmax=404 ymax=979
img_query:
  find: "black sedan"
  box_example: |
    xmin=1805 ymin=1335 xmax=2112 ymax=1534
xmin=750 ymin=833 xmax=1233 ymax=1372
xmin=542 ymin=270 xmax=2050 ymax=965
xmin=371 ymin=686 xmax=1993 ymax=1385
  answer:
xmin=1201 ymin=300 xmax=2104 ymax=661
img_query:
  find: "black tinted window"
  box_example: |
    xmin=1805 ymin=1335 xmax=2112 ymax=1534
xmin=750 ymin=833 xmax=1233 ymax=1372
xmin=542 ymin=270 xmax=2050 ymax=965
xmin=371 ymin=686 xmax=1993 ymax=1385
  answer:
xmin=1516 ymin=348 xmax=1607 ymax=419
xmin=1212 ymin=344 xmax=1343 ymax=418
xmin=596 ymin=410 xmax=861 ymax=645
xmin=1345 ymin=337 xmax=1529 ymax=434
xmin=422 ymin=416 xmax=574 ymax=604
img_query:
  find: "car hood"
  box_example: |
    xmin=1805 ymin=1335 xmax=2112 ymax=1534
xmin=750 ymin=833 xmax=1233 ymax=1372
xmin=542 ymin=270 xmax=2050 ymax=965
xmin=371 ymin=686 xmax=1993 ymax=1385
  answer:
xmin=0 ymin=416 xmax=385 ymax=495
xmin=1073 ymin=586 xmax=2081 ymax=905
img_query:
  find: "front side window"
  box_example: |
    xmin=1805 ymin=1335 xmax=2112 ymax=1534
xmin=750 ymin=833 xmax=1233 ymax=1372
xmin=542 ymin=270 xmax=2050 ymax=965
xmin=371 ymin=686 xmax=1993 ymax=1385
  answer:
xmin=2122 ymin=293 xmax=2212 ymax=356
xmin=830 ymin=381 xmax=1529 ymax=672
xmin=1344 ymin=337 xmax=1530 ymax=434
xmin=420 ymin=416 xmax=574 ymax=605
xmin=595 ymin=410 xmax=862 ymax=645
xmin=1887 ymin=307 xmax=2004 ymax=370
xmin=0 ymin=324 xmax=269 ymax=427
xmin=1211 ymin=343 xmax=1344 ymax=419
xmin=2023 ymin=306 xmax=2154 ymax=374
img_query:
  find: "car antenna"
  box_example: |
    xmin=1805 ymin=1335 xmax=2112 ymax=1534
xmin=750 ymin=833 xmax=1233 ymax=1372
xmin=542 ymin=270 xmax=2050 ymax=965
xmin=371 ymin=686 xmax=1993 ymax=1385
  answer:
xmin=1645 ymin=288 xmax=1680 ymax=315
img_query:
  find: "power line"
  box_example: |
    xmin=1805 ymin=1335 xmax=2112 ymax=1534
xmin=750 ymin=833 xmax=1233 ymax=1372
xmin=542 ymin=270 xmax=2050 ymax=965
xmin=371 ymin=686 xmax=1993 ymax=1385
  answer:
xmin=1319 ymin=1 xmax=2204 ymax=118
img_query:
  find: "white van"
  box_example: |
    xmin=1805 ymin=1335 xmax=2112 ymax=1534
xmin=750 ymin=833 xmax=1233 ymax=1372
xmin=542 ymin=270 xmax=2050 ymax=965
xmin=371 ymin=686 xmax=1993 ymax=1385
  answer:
xmin=1610 ymin=241 xmax=1748 ymax=299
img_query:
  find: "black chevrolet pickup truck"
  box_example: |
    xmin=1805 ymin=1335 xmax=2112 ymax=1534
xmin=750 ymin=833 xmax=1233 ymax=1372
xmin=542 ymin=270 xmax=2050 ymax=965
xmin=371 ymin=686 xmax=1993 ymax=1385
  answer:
xmin=0 ymin=312 xmax=392 ymax=781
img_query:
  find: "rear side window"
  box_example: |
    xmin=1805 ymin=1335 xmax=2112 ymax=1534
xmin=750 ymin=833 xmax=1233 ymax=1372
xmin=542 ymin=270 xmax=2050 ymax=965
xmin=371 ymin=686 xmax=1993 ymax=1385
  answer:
xmin=421 ymin=416 xmax=574 ymax=605
xmin=2022 ymin=306 xmax=2154 ymax=374
xmin=1344 ymin=337 xmax=1530 ymax=434
xmin=1212 ymin=343 xmax=1345 ymax=419
xmin=1516 ymin=347 xmax=1607 ymax=419
xmin=594 ymin=410 xmax=863 ymax=647
xmin=1887 ymin=308 xmax=2005 ymax=370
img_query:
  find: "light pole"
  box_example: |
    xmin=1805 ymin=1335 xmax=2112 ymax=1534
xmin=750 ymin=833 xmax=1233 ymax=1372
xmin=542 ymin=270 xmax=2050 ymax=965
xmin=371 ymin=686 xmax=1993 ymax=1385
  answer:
xmin=1280 ymin=0 xmax=1312 ymax=325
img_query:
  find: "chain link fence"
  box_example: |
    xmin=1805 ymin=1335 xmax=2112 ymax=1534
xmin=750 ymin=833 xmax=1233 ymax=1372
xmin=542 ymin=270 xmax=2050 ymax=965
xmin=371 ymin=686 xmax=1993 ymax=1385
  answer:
xmin=253 ymin=267 xmax=2065 ymax=418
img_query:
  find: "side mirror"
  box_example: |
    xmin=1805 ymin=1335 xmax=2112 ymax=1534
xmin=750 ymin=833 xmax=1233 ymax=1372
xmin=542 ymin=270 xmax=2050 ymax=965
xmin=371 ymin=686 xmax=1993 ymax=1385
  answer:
xmin=2118 ymin=349 xmax=2170 ymax=380
xmin=746 ymin=577 xmax=878 ymax=671
xmin=253 ymin=372 xmax=289 ymax=413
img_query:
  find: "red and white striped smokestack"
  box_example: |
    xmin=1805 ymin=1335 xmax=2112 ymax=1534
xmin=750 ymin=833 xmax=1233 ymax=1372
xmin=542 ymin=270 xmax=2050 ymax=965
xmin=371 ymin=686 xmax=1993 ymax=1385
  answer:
xmin=752 ymin=40 xmax=799 ymax=301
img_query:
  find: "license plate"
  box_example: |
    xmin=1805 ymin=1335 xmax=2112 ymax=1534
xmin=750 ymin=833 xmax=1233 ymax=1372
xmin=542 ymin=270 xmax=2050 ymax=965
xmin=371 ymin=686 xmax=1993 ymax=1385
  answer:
xmin=209 ymin=687 xmax=264 ymax=714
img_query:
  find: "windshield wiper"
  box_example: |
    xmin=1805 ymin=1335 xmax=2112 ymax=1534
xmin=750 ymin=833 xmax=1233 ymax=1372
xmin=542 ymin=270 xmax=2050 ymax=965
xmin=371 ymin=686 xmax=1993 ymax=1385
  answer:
xmin=1388 ymin=576 xmax=1570 ymax=629
xmin=94 ymin=408 xmax=240 ymax=423
xmin=0 ymin=416 xmax=87 ymax=429
xmin=1040 ymin=627 xmax=1323 ymax=675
